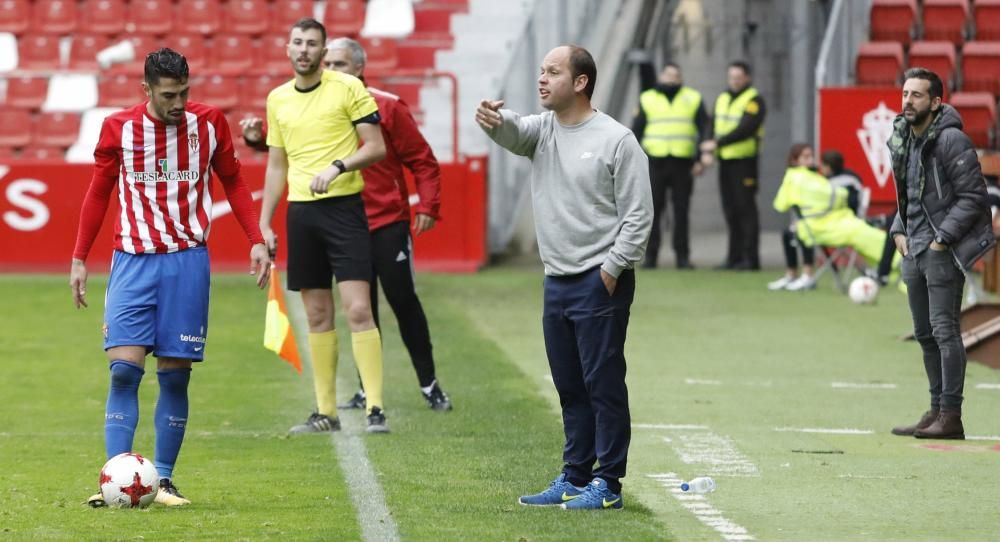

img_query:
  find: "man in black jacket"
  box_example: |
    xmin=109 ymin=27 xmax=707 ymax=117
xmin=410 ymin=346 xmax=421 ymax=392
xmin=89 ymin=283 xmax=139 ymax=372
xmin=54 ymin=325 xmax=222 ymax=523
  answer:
xmin=888 ymin=68 xmax=995 ymax=440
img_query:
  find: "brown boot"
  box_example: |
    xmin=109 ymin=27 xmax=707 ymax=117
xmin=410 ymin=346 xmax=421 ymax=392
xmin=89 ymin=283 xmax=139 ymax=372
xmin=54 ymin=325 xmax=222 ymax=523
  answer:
xmin=890 ymin=409 xmax=939 ymax=436
xmin=914 ymin=410 xmax=965 ymax=440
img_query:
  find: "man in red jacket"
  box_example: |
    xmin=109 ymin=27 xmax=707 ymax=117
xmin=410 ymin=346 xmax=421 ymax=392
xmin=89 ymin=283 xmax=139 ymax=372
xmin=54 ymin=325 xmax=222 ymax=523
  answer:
xmin=241 ymin=37 xmax=452 ymax=411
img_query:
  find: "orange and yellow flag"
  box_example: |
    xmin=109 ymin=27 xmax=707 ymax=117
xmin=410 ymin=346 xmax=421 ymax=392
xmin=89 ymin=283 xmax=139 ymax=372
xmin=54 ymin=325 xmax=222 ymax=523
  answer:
xmin=264 ymin=265 xmax=302 ymax=373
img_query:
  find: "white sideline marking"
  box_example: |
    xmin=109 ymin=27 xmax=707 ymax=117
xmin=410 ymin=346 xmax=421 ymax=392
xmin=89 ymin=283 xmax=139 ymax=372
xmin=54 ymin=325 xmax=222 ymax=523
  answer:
xmin=543 ymin=374 xmax=554 ymax=384
xmin=648 ymin=473 xmax=756 ymax=541
xmin=831 ymin=382 xmax=897 ymax=389
xmin=667 ymin=434 xmax=760 ymax=477
xmin=966 ymin=435 xmax=1000 ymax=441
xmin=838 ymin=474 xmax=908 ymax=480
xmin=685 ymin=378 xmax=722 ymax=385
xmin=974 ymin=383 xmax=1000 ymax=390
xmin=633 ymin=423 xmax=709 ymax=430
xmin=331 ymin=413 xmax=401 ymax=542
xmin=773 ymin=427 xmax=874 ymax=435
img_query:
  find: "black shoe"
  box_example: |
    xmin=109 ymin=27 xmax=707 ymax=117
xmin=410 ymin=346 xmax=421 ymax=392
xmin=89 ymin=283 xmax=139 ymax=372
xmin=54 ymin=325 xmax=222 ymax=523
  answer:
xmin=732 ymin=260 xmax=760 ymax=271
xmin=676 ymin=258 xmax=695 ymax=270
xmin=366 ymin=406 xmax=390 ymax=433
xmin=337 ymin=390 xmax=366 ymax=410
xmin=288 ymin=412 xmax=341 ymax=434
xmin=714 ymin=261 xmax=737 ymax=270
xmin=422 ymin=381 xmax=453 ymax=411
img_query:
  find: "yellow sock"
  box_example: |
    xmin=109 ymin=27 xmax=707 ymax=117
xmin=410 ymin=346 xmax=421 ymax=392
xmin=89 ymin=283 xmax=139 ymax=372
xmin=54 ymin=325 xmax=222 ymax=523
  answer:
xmin=307 ymin=330 xmax=338 ymax=417
xmin=352 ymin=328 xmax=383 ymax=414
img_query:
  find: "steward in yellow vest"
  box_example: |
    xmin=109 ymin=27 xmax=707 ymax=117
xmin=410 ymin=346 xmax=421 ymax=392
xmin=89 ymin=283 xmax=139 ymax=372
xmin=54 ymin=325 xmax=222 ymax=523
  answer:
xmin=701 ymin=61 xmax=766 ymax=270
xmin=631 ymin=60 xmax=708 ymax=269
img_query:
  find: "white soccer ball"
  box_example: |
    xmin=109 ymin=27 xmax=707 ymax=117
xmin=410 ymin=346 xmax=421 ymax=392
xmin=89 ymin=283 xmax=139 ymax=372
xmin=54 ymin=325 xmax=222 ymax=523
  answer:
xmin=99 ymin=453 xmax=159 ymax=508
xmin=848 ymin=276 xmax=880 ymax=305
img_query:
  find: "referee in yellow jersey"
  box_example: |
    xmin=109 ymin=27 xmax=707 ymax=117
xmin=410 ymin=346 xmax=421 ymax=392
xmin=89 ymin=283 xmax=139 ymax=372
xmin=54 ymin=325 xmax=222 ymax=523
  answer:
xmin=258 ymin=18 xmax=389 ymax=434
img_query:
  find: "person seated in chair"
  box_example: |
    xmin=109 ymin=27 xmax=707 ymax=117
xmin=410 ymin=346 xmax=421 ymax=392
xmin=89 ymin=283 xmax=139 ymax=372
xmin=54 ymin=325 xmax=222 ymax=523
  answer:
xmin=771 ymin=143 xmax=900 ymax=290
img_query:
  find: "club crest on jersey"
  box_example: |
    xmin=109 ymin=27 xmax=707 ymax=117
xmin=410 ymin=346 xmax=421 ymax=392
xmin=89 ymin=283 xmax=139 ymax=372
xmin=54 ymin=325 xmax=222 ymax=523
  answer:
xmin=188 ymin=133 xmax=200 ymax=152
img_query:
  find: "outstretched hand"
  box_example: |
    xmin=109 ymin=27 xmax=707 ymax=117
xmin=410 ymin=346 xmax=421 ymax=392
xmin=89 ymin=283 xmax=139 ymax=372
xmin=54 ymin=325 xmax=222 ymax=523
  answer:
xmin=475 ymin=99 xmax=505 ymax=129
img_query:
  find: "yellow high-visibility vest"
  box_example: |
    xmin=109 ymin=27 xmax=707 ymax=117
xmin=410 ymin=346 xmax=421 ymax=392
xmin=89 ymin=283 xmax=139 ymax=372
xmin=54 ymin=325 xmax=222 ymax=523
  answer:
xmin=714 ymin=87 xmax=764 ymax=160
xmin=639 ymin=86 xmax=701 ymax=158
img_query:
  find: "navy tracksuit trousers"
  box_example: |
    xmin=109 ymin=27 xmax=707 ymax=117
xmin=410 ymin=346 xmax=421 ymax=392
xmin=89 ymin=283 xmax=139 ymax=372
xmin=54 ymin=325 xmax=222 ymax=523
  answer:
xmin=542 ymin=266 xmax=635 ymax=493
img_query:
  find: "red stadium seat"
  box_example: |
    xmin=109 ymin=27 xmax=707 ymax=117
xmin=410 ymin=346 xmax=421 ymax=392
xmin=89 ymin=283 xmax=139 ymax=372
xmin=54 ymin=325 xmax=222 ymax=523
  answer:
xmin=175 ymin=0 xmax=221 ymax=36
xmin=869 ymin=0 xmax=916 ymax=45
xmin=950 ymin=92 xmax=996 ymax=148
xmin=0 ymin=109 xmax=33 ymax=147
xmin=0 ymin=0 xmax=30 ymax=34
xmin=4 ymin=76 xmax=48 ymax=110
xmin=98 ymin=73 xmax=145 ymax=108
xmin=359 ymin=37 xmax=398 ymax=72
xmin=961 ymin=41 xmax=1000 ymax=94
xmin=269 ymin=0 xmax=314 ymax=35
xmin=33 ymin=111 xmax=81 ymax=147
xmin=855 ymin=41 xmax=904 ymax=86
xmin=397 ymin=39 xmax=449 ymax=70
xmin=324 ymin=0 xmax=365 ymax=36
xmin=907 ymin=41 xmax=956 ymax=89
xmin=412 ymin=4 xmax=452 ymax=39
xmin=192 ymin=74 xmax=238 ymax=110
xmin=20 ymin=145 xmax=66 ymax=160
xmin=212 ymin=35 xmax=254 ymax=76
xmin=127 ymin=0 xmax=174 ymax=35
xmin=80 ymin=0 xmax=126 ymax=35
xmin=69 ymin=33 xmax=112 ymax=70
xmin=163 ymin=34 xmax=208 ymax=71
xmin=17 ymin=34 xmax=61 ymax=70
xmin=922 ymin=0 xmax=969 ymax=45
xmin=31 ymin=0 xmax=78 ymax=35
xmin=975 ymin=0 xmax=1000 ymax=41
xmin=224 ymin=0 xmax=269 ymax=35
xmin=253 ymin=34 xmax=291 ymax=75
xmin=239 ymin=74 xmax=280 ymax=111
xmin=380 ymin=82 xmax=421 ymax=108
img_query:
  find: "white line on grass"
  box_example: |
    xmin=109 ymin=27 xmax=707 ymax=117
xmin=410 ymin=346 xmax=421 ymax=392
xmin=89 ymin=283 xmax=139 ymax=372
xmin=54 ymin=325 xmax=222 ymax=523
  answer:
xmin=966 ymin=435 xmax=1000 ymax=441
xmin=685 ymin=378 xmax=723 ymax=385
xmin=667 ymin=434 xmax=760 ymax=477
xmin=648 ymin=473 xmax=756 ymax=541
xmin=331 ymin=414 xmax=401 ymax=542
xmin=633 ymin=423 xmax=710 ymax=430
xmin=831 ymin=382 xmax=897 ymax=389
xmin=974 ymin=383 xmax=1000 ymax=390
xmin=773 ymin=427 xmax=874 ymax=435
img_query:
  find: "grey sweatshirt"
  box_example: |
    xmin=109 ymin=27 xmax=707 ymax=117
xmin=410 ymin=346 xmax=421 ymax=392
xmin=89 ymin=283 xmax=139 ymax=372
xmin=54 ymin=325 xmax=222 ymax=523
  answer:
xmin=484 ymin=109 xmax=653 ymax=277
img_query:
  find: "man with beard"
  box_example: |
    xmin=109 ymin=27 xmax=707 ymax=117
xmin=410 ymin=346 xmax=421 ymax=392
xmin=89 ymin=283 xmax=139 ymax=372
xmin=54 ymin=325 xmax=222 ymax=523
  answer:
xmin=258 ymin=18 xmax=390 ymax=433
xmin=888 ymin=68 xmax=994 ymax=440
xmin=477 ymin=45 xmax=652 ymax=510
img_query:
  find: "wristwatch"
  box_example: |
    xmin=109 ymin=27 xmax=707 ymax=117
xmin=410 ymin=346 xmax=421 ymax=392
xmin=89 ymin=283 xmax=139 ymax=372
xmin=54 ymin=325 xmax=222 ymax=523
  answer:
xmin=332 ymin=159 xmax=347 ymax=174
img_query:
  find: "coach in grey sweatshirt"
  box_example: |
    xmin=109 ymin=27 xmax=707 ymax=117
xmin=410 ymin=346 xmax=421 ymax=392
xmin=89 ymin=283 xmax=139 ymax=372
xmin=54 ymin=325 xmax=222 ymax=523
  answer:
xmin=477 ymin=45 xmax=652 ymax=510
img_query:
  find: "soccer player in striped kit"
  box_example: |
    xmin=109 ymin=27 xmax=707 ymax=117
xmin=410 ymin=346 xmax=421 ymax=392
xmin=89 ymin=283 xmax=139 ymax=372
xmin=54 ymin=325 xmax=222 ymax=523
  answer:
xmin=71 ymin=48 xmax=270 ymax=507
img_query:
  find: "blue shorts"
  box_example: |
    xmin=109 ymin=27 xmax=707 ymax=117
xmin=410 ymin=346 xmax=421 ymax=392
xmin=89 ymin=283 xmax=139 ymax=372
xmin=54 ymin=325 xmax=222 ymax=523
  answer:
xmin=103 ymin=247 xmax=210 ymax=361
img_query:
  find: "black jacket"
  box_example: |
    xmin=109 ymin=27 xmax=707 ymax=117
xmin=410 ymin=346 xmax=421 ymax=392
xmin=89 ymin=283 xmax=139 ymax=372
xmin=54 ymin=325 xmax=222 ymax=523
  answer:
xmin=887 ymin=104 xmax=994 ymax=270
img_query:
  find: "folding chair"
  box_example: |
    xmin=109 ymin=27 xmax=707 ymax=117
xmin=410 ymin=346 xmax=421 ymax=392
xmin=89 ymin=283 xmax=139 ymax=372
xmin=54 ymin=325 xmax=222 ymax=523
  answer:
xmin=801 ymin=187 xmax=873 ymax=293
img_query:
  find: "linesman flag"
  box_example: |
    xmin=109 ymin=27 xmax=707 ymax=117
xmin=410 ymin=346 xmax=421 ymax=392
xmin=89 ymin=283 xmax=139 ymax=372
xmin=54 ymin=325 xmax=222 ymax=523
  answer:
xmin=264 ymin=264 xmax=302 ymax=372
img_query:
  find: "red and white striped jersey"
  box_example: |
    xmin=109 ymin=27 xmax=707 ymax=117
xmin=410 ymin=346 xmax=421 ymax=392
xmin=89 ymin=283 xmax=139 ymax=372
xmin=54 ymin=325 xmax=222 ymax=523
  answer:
xmin=93 ymin=102 xmax=240 ymax=254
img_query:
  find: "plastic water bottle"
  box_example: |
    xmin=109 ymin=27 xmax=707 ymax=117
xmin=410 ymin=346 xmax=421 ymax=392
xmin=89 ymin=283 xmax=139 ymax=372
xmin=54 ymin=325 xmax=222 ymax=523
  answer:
xmin=680 ymin=477 xmax=716 ymax=493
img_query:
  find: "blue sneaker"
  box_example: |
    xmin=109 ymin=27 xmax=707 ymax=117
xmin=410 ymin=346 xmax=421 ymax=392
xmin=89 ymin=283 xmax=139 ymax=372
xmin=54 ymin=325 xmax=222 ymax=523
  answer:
xmin=561 ymin=478 xmax=623 ymax=510
xmin=518 ymin=473 xmax=585 ymax=506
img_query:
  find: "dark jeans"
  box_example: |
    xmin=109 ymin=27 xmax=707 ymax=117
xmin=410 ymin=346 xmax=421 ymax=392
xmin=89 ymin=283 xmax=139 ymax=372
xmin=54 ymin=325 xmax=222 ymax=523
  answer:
xmin=901 ymin=248 xmax=967 ymax=410
xmin=781 ymin=228 xmax=814 ymax=268
xmin=542 ymin=267 xmax=635 ymax=493
xmin=646 ymin=157 xmax=694 ymax=266
xmin=719 ymin=157 xmax=760 ymax=267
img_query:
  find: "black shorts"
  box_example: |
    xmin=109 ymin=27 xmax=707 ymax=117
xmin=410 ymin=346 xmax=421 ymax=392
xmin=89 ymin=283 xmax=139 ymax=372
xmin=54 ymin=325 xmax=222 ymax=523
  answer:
xmin=286 ymin=193 xmax=372 ymax=290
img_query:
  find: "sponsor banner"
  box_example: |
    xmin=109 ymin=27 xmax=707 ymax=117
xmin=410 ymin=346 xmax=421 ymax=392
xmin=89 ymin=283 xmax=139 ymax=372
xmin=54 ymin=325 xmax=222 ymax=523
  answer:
xmin=818 ymin=87 xmax=900 ymax=215
xmin=0 ymin=159 xmax=487 ymax=272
